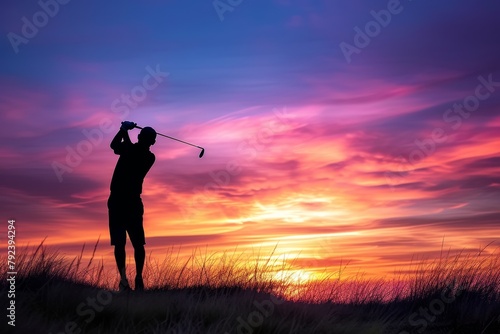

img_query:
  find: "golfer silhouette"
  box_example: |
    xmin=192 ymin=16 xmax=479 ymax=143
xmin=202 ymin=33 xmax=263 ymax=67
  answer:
xmin=108 ymin=121 xmax=156 ymax=291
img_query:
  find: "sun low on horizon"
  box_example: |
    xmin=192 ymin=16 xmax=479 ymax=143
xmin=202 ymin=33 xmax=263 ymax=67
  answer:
xmin=2 ymin=0 xmax=500 ymax=290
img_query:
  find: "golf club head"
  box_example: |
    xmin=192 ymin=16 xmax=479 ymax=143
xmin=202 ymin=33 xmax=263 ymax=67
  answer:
xmin=199 ymin=148 xmax=205 ymax=158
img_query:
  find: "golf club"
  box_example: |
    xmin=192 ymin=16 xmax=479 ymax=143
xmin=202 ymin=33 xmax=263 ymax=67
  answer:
xmin=135 ymin=125 xmax=205 ymax=158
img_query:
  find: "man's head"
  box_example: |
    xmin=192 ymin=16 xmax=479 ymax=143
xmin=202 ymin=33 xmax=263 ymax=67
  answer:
xmin=138 ymin=127 xmax=156 ymax=147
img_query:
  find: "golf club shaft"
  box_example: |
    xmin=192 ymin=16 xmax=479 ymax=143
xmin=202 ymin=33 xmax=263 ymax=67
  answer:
xmin=135 ymin=126 xmax=203 ymax=149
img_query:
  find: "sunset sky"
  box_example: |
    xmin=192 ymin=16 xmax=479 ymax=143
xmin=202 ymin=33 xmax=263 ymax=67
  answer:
xmin=1 ymin=0 xmax=500 ymax=280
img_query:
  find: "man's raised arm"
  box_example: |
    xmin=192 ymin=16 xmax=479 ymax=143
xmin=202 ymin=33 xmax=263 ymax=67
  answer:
xmin=110 ymin=121 xmax=136 ymax=154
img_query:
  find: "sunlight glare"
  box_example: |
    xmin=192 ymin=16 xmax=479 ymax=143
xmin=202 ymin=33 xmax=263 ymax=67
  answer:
xmin=274 ymin=269 xmax=314 ymax=284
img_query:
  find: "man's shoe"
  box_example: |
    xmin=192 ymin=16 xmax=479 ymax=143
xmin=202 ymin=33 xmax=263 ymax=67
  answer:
xmin=119 ymin=278 xmax=131 ymax=292
xmin=135 ymin=276 xmax=144 ymax=291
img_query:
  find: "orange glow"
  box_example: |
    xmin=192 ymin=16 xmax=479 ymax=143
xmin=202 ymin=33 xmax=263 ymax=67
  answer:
xmin=5 ymin=100 xmax=500 ymax=290
xmin=273 ymin=269 xmax=314 ymax=284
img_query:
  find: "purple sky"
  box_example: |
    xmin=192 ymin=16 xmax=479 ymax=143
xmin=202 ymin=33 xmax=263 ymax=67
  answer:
xmin=1 ymin=0 xmax=500 ymax=278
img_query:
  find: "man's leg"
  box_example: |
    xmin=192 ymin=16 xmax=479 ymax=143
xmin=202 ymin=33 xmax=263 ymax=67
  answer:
xmin=134 ymin=245 xmax=145 ymax=290
xmin=114 ymin=245 xmax=126 ymax=280
xmin=109 ymin=196 xmax=130 ymax=291
xmin=114 ymin=245 xmax=131 ymax=291
xmin=131 ymin=198 xmax=146 ymax=291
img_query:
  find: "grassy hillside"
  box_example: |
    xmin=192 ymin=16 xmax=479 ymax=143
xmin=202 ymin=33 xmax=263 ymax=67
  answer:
xmin=2 ymin=241 xmax=499 ymax=333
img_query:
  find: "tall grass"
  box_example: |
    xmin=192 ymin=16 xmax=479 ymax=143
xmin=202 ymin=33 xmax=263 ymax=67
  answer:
xmin=1 ymin=239 xmax=499 ymax=333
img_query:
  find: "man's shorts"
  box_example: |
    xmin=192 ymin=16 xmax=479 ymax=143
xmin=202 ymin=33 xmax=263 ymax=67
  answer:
xmin=108 ymin=194 xmax=145 ymax=247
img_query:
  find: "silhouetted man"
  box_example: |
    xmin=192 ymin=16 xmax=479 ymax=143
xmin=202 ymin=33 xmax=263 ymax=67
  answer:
xmin=108 ymin=121 xmax=156 ymax=291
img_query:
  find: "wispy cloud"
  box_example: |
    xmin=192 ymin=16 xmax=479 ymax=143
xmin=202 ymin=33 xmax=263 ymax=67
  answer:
xmin=1 ymin=0 xmax=500 ymax=278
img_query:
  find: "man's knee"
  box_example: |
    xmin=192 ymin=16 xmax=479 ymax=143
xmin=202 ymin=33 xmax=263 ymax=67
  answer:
xmin=114 ymin=244 xmax=126 ymax=252
xmin=132 ymin=244 xmax=145 ymax=252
